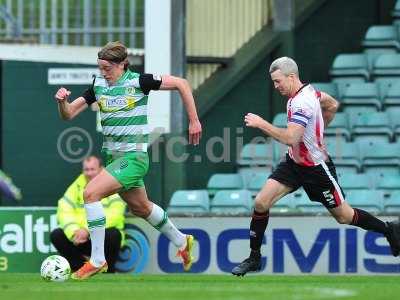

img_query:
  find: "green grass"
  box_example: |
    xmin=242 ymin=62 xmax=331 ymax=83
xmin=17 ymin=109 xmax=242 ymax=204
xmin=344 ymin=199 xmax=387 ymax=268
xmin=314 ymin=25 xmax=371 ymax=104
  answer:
xmin=0 ymin=273 xmax=398 ymax=300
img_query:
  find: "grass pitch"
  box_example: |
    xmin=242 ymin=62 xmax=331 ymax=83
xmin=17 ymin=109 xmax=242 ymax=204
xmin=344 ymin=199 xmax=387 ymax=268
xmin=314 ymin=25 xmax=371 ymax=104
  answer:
xmin=0 ymin=273 xmax=398 ymax=300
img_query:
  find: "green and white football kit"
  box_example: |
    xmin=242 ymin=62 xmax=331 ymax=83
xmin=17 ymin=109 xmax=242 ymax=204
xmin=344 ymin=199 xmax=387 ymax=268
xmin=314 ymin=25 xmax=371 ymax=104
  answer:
xmin=82 ymin=70 xmax=161 ymax=190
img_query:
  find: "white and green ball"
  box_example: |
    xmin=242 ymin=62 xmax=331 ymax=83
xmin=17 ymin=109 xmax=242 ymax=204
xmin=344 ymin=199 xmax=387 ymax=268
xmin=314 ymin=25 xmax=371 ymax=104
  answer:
xmin=40 ymin=255 xmax=71 ymax=282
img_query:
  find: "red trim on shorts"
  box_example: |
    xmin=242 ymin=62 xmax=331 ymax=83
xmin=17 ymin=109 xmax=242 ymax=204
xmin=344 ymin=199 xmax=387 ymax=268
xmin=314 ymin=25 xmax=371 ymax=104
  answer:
xmin=333 ymin=189 xmax=342 ymax=207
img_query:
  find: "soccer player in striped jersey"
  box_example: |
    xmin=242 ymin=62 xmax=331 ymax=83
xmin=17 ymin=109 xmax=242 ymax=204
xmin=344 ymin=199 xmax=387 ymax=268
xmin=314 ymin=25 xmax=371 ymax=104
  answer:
xmin=232 ymin=56 xmax=400 ymax=276
xmin=54 ymin=41 xmax=202 ymax=279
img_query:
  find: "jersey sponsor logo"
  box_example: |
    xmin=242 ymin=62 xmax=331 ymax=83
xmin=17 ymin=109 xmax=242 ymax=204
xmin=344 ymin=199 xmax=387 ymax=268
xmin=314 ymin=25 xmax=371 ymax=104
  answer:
xmin=106 ymin=98 xmax=127 ymax=107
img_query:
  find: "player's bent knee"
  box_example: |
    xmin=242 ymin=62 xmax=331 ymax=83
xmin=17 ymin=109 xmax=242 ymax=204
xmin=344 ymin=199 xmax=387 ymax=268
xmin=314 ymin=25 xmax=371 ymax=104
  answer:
xmin=254 ymin=196 xmax=272 ymax=212
xmin=128 ymin=202 xmax=151 ymax=218
xmin=83 ymin=188 xmax=98 ymax=203
xmin=129 ymin=207 xmax=146 ymax=218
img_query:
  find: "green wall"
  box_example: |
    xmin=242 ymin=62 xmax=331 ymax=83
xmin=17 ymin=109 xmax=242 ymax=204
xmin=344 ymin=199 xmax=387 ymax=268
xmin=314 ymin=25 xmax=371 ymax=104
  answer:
xmin=185 ymin=56 xmax=274 ymax=189
xmin=1 ymin=61 xmax=102 ymax=206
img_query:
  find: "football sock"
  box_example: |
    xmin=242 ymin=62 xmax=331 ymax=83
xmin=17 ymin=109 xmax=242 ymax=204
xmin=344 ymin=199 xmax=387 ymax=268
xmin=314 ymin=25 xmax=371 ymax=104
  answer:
xmin=146 ymin=203 xmax=186 ymax=249
xmin=351 ymin=208 xmax=388 ymax=234
xmin=250 ymin=209 xmax=269 ymax=252
xmin=85 ymin=202 xmax=106 ymax=267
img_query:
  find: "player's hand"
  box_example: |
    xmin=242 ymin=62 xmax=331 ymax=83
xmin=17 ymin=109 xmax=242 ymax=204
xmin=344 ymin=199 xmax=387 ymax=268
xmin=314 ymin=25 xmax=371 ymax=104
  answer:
xmin=54 ymin=87 xmax=71 ymax=103
xmin=244 ymin=113 xmax=265 ymax=129
xmin=188 ymin=119 xmax=202 ymax=145
xmin=73 ymin=228 xmax=89 ymax=245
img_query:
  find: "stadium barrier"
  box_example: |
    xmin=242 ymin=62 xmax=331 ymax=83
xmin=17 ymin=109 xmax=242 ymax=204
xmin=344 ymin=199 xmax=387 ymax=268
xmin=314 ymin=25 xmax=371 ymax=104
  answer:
xmin=0 ymin=208 xmax=399 ymax=274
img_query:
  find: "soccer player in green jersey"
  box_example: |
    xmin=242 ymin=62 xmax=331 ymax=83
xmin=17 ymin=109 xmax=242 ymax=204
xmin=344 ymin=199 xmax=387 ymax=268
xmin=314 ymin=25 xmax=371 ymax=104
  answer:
xmin=54 ymin=41 xmax=202 ymax=279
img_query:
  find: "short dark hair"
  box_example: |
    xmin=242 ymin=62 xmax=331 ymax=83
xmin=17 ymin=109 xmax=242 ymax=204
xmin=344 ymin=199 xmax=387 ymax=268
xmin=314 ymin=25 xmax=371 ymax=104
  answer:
xmin=83 ymin=155 xmax=103 ymax=167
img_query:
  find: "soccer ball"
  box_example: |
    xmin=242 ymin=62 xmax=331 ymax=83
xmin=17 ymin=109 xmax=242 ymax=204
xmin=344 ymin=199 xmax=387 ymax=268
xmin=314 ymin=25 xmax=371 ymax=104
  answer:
xmin=40 ymin=255 xmax=71 ymax=282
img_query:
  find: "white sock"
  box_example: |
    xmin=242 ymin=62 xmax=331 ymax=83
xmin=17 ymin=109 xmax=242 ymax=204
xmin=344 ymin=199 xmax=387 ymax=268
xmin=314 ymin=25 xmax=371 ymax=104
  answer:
xmin=146 ymin=203 xmax=186 ymax=249
xmin=85 ymin=201 xmax=106 ymax=267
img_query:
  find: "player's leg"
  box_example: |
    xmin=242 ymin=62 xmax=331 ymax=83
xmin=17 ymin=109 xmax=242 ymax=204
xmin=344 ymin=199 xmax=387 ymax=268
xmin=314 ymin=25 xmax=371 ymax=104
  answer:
xmin=73 ymin=150 xmax=150 ymax=279
xmin=108 ymin=150 xmax=193 ymax=270
xmin=71 ymin=170 xmax=121 ymax=279
xmin=120 ymin=187 xmax=194 ymax=271
xmin=231 ymin=179 xmax=292 ymax=276
xmin=329 ymin=201 xmax=400 ymax=257
xmin=304 ymin=158 xmax=400 ymax=257
xmin=232 ymin=155 xmax=299 ymax=276
xmin=84 ymin=169 xmax=122 ymax=264
xmin=253 ymin=179 xmax=293 ymax=249
xmin=120 ymin=188 xmax=186 ymax=248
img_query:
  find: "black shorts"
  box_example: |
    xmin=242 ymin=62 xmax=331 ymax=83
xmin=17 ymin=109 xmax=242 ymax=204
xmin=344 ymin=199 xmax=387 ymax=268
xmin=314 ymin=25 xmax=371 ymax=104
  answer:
xmin=269 ymin=154 xmax=345 ymax=209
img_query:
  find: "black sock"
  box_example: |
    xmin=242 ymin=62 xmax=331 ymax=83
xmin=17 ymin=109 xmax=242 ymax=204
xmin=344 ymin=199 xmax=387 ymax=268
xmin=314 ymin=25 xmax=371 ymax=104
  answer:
xmin=351 ymin=208 xmax=388 ymax=235
xmin=250 ymin=210 xmax=269 ymax=253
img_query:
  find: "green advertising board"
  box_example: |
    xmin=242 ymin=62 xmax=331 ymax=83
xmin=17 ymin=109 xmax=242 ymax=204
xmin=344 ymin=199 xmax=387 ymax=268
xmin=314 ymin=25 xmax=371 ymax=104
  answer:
xmin=0 ymin=207 xmax=57 ymax=273
xmin=0 ymin=207 xmax=151 ymax=274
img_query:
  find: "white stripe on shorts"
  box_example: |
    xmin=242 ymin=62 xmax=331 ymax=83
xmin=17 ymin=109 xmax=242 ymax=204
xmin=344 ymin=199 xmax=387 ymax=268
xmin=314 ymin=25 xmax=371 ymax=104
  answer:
xmin=320 ymin=161 xmax=345 ymax=205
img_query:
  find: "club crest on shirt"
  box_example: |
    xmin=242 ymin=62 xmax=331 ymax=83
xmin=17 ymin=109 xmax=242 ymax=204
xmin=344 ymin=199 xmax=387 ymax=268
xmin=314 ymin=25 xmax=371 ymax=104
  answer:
xmin=126 ymin=87 xmax=135 ymax=95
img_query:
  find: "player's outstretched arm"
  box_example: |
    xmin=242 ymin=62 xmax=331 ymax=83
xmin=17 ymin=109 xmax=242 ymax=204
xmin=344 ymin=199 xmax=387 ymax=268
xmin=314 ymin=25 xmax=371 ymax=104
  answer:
xmin=320 ymin=92 xmax=339 ymax=126
xmin=159 ymin=75 xmax=202 ymax=145
xmin=54 ymin=87 xmax=88 ymax=120
xmin=244 ymin=113 xmax=305 ymax=146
